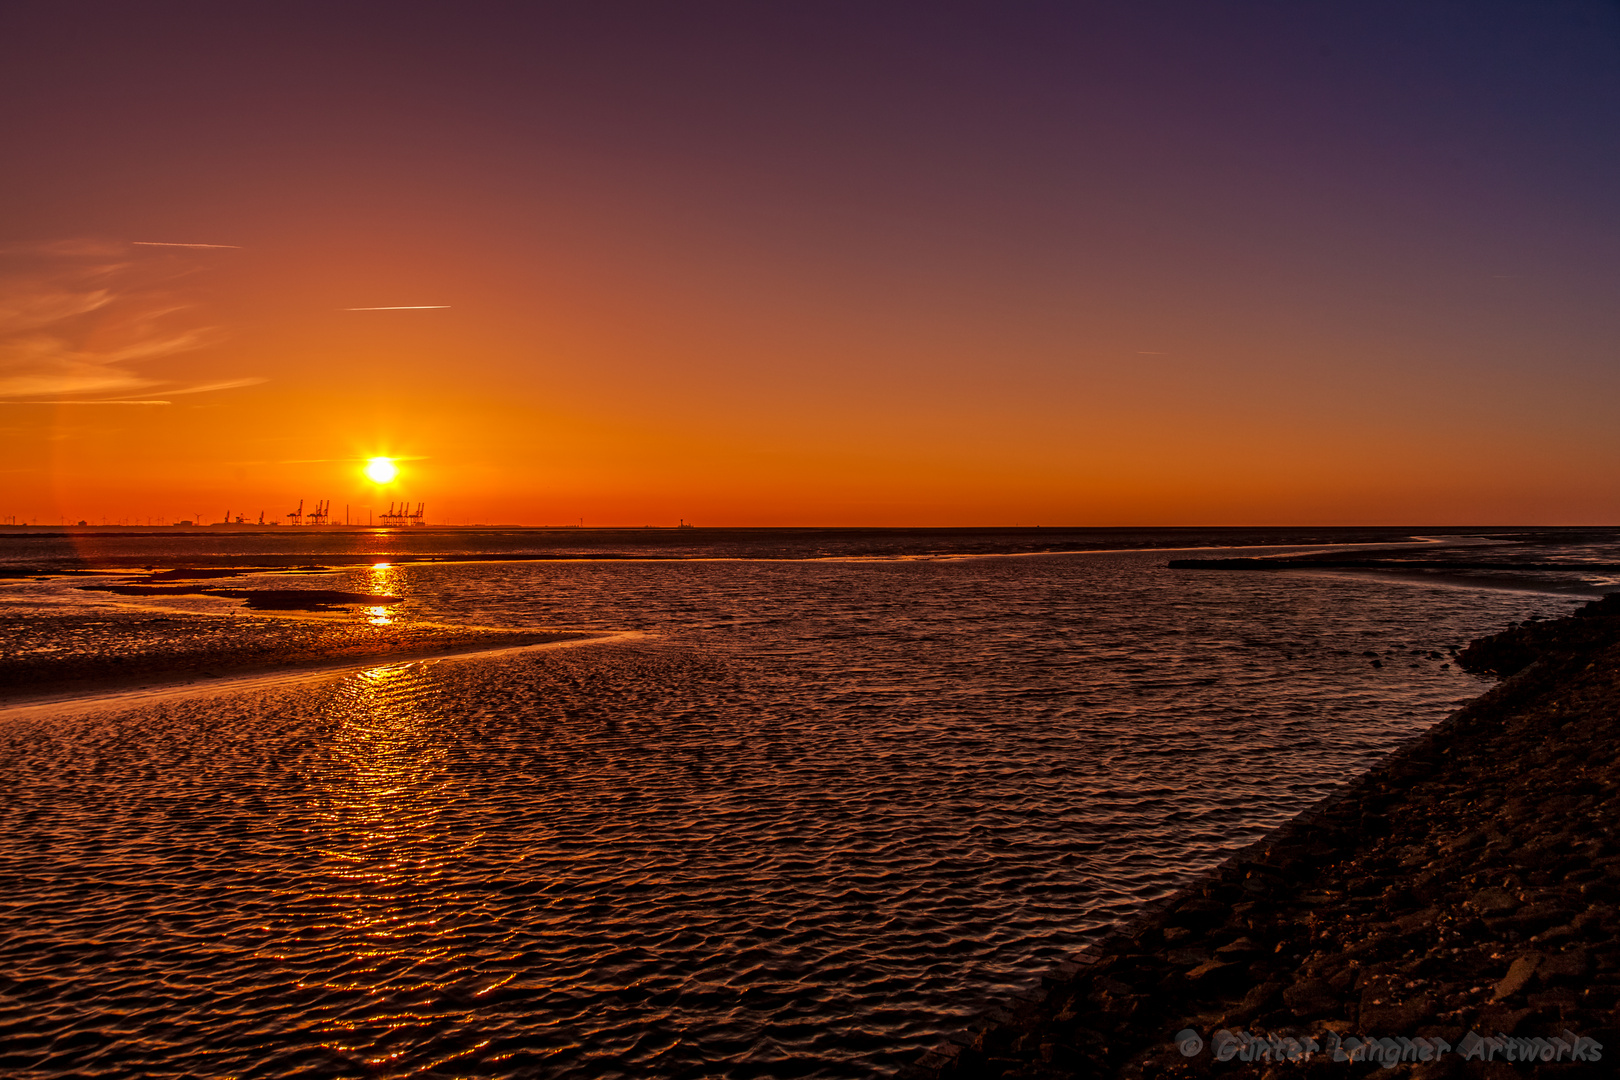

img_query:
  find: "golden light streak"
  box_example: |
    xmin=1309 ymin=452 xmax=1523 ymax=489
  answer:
xmin=130 ymin=241 xmax=243 ymax=248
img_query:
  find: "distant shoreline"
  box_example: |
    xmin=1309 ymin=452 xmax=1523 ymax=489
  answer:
xmin=6 ymin=525 xmax=1612 ymax=579
xmin=3 ymin=524 xmax=1613 ymax=540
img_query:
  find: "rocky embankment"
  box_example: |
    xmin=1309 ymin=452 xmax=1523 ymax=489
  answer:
xmin=906 ymin=596 xmax=1620 ymax=1078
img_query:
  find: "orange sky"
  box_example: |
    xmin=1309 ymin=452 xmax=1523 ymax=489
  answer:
xmin=3 ymin=3 xmax=1618 ymax=526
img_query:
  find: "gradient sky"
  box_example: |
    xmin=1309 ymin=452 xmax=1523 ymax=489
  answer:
xmin=2 ymin=1 xmax=1617 ymax=526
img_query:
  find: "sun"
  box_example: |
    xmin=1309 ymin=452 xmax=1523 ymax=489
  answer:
xmin=364 ymin=457 xmax=398 ymax=484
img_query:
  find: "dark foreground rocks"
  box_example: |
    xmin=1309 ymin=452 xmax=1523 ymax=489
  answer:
xmin=908 ymin=597 xmax=1620 ymax=1078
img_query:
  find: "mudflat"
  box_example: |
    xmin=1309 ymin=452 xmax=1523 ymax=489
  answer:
xmin=0 ymin=608 xmax=597 ymax=706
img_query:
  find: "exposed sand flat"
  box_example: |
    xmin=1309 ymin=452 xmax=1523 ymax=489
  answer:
xmin=909 ymin=597 xmax=1620 ymax=1078
xmin=0 ymin=608 xmax=599 ymax=707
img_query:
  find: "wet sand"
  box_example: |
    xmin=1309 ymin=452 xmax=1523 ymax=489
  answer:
xmin=908 ymin=597 xmax=1620 ymax=1078
xmin=1168 ymin=556 xmax=1615 ymax=599
xmin=0 ymin=607 xmax=599 ymax=706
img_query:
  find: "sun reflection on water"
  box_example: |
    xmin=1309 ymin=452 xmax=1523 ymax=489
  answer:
xmin=364 ymin=563 xmax=401 ymax=625
xmin=289 ymin=662 xmax=500 ymax=1071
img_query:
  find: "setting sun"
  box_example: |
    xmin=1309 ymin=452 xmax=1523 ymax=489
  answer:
xmin=364 ymin=457 xmax=398 ymax=484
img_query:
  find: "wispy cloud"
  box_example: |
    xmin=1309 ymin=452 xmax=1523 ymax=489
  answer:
xmin=0 ymin=240 xmax=262 ymax=404
xmin=167 ymin=377 xmax=268 ymax=395
xmin=343 ymin=305 xmax=450 ymax=311
xmin=0 ymin=399 xmax=173 ymax=406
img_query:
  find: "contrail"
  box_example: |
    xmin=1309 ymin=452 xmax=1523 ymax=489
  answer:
xmin=343 ymin=305 xmax=451 ymax=311
xmin=132 ymin=241 xmax=243 ymax=249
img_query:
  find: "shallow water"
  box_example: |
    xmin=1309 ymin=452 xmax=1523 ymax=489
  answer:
xmin=0 ymin=542 xmax=1584 ymax=1077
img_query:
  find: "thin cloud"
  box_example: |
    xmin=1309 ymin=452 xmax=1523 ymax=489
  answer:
xmin=0 ymin=399 xmax=171 ymax=405
xmin=0 ymin=288 xmax=114 ymax=333
xmin=167 ymin=377 xmax=267 ymax=395
xmin=132 ymin=241 xmax=243 ymax=249
xmin=343 ymin=305 xmax=450 ymax=310
xmin=0 ymin=240 xmax=262 ymax=404
xmin=0 ymin=239 xmax=124 ymax=259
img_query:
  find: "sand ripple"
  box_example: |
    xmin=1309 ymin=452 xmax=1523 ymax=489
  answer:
xmin=0 ymin=552 xmax=1577 ymax=1077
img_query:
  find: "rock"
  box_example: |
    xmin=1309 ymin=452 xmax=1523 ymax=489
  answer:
xmin=1282 ymin=979 xmax=1339 ymax=1019
xmin=1572 ymin=902 xmax=1617 ymax=929
xmin=1574 ymin=593 xmax=1620 ymax=618
xmin=1359 ymin=996 xmax=1434 ymax=1030
xmin=1526 ymin=988 xmax=1578 ymax=1012
xmin=1468 ymin=887 xmax=1520 ymax=916
xmin=1214 ymin=937 xmax=1262 ymax=957
xmin=1511 ymin=901 xmax=1575 ymax=934
xmin=1166 ymin=899 xmax=1227 ymax=930
xmin=1536 ymin=922 xmax=1577 ymax=944
xmin=1324 ymin=966 xmax=1357 ymax=993
xmin=1243 ymin=961 xmax=1285 ymax=988
xmin=1238 ymin=981 xmax=1284 ymax=1013
xmin=1580 ymin=879 xmax=1620 ymax=903
xmin=1537 ymin=948 xmax=1590 ymax=982
xmin=1395 ymin=908 xmax=1440 ymax=935
xmin=1185 ymin=959 xmax=1235 ymax=984
xmin=1441 ymin=830 xmax=1487 ymax=852
xmin=1473 ymin=1005 xmax=1534 ymax=1036
xmin=1491 ymin=954 xmax=1542 ymax=1001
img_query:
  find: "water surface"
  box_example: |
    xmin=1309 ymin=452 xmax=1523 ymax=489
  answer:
xmin=0 ymin=535 xmax=1588 ymax=1077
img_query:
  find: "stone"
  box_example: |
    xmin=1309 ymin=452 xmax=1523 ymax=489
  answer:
xmin=1359 ymin=997 xmax=1434 ymax=1031
xmin=1238 ymin=981 xmax=1284 ymax=1012
xmin=1538 ymin=948 xmax=1590 ymax=982
xmin=1525 ymin=988 xmax=1577 ymax=1011
xmin=1512 ymin=900 xmax=1575 ymax=932
xmin=1395 ymin=908 xmax=1440 ymax=935
xmin=1214 ymin=937 xmax=1262 ymax=956
xmin=1185 ymin=959 xmax=1234 ymax=983
xmin=1468 ymin=887 xmax=1520 ymax=915
xmin=1281 ymin=979 xmax=1339 ymax=1019
xmin=1473 ymin=1005 xmax=1534 ymax=1036
xmin=1491 ymin=954 xmax=1542 ymax=1001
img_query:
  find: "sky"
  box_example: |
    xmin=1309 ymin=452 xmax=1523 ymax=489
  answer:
xmin=2 ymin=1 xmax=1617 ymax=526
